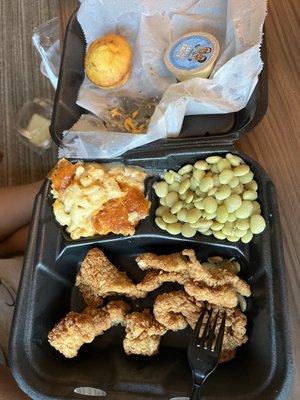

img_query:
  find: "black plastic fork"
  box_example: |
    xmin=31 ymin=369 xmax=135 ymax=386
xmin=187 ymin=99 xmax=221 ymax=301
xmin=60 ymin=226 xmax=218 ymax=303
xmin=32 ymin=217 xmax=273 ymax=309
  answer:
xmin=188 ymin=308 xmax=226 ymax=399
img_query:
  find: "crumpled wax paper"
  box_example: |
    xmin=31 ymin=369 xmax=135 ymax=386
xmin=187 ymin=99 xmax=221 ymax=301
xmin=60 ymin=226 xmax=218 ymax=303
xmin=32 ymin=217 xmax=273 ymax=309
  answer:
xmin=59 ymin=0 xmax=267 ymax=159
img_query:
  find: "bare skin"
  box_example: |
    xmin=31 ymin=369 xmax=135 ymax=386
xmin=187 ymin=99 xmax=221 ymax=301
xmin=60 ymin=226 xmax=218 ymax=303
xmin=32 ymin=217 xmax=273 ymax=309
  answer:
xmin=0 ymin=181 xmax=42 ymax=257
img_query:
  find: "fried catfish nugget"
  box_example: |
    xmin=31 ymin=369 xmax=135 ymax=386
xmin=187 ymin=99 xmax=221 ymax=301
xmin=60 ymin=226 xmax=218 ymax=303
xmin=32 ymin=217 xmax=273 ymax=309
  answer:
xmin=123 ymin=309 xmax=167 ymax=356
xmin=183 ymin=249 xmax=250 ymax=308
xmin=136 ymin=270 xmax=187 ymax=292
xmin=153 ymin=290 xmax=203 ymax=331
xmin=205 ymin=304 xmax=248 ymax=363
xmin=136 ymin=252 xmax=190 ymax=274
xmin=76 ymin=248 xmax=146 ymax=305
xmin=136 ymin=249 xmax=250 ymax=308
xmin=153 ymin=290 xmax=248 ymax=363
xmin=48 ymin=300 xmax=129 ymax=358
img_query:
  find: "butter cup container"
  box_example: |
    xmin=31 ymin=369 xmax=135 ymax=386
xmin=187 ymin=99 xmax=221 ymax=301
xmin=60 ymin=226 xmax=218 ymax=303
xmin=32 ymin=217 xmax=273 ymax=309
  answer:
xmin=164 ymin=32 xmax=220 ymax=81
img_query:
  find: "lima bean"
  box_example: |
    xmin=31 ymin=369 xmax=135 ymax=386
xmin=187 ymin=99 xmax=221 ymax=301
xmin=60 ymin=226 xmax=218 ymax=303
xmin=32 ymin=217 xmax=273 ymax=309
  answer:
xmin=224 ymin=194 xmax=242 ymax=213
xmin=202 ymin=211 xmax=217 ymax=220
xmin=185 ymin=191 xmax=194 ymax=204
xmin=155 ymin=206 xmax=168 ymax=217
xmin=171 ymin=201 xmax=183 ymax=214
xmin=245 ymin=180 xmax=258 ymax=191
xmin=216 ymin=205 xmax=228 ymax=223
xmin=153 ymin=181 xmax=168 ymax=198
xmin=203 ymin=197 xmax=218 ymax=213
xmin=217 ymin=158 xmax=231 ymax=172
xmin=213 ymin=231 xmax=226 ymax=240
xmin=227 ymin=235 xmax=240 ymax=242
xmin=206 ymin=155 xmax=222 ymax=164
xmin=162 ymin=211 xmax=177 ymax=224
xmin=196 ymin=218 xmax=213 ymax=230
xmin=219 ymin=169 xmax=235 ymax=184
xmin=179 ymin=178 xmax=190 ymax=195
xmin=164 ymin=171 xmax=175 ymax=184
xmin=194 ymin=160 xmax=208 ymax=170
xmin=243 ymin=190 xmax=258 ymax=201
xmin=235 ymin=200 xmax=253 ymax=219
xmin=232 ymin=183 xmax=244 ymax=194
xmin=155 ymin=217 xmax=167 ymax=230
xmin=178 ymin=164 xmax=193 ymax=175
xmin=181 ymin=223 xmax=197 ymax=238
xmin=199 ymin=176 xmax=214 ymax=192
xmin=235 ymin=218 xmax=250 ymax=231
xmin=228 ymin=176 xmax=239 ymax=188
xmin=211 ymin=221 xmax=224 ymax=231
xmin=215 ymin=185 xmax=231 ymax=201
xmin=239 ymin=171 xmax=254 ymax=184
xmin=168 ymin=181 xmax=180 ymax=192
xmin=233 ymin=165 xmax=250 ymax=177
xmin=201 ymin=229 xmax=213 ymax=236
xmin=165 ymin=191 xmax=179 ymax=207
xmin=177 ymin=209 xmax=187 ymax=222
xmin=250 ymin=214 xmax=266 ymax=234
xmin=241 ymin=231 xmax=253 ymax=243
xmin=227 ymin=213 xmax=237 ymax=222
xmin=166 ymin=222 xmax=181 ymax=235
xmin=211 ymin=164 xmax=219 ymax=174
xmin=186 ymin=208 xmax=202 ymax=224
xmin=226 ymin=153 xmax=243 ymax=167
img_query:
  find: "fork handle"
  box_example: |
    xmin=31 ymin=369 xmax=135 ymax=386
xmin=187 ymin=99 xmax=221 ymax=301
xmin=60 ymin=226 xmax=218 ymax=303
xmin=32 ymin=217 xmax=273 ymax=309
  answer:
xmin=190 ymin=384 xmax=202 ymax=400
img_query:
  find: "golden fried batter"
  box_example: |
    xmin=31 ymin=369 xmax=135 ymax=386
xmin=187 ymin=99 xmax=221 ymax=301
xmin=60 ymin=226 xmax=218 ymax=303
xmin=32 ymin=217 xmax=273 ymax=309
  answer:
xmin=153 ymin=290 xmax=248 ymax=363
xmin=123 ymin=309 xmax=167 ymax=356
xmin=136 ymin=249 xmax=250 ymax=308
xmin=48 ymin=300 xmax=129 ymax=358
xmin=136 ymin=270 xmax=188 ymax=292
xmin=136 ymin=252 xmax=189 ymax=274
xmin=205 ymin=304 xmax=248 ymax=363
xmin=76 ymin=248 xmax=146 ymax=304
xmin=183 ymin=250 xmax=250 ymax=297
xmin=153 ymin=290 xmax=203 ymax=331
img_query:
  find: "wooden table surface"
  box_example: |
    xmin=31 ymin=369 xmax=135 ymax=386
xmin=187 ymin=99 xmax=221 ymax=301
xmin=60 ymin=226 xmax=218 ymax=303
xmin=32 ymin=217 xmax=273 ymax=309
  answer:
xmin=58 ymin=0 xmax=299 ymax=398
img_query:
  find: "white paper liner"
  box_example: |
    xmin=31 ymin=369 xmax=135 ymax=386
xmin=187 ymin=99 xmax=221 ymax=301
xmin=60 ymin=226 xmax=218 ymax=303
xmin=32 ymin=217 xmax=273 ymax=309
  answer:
xmin=59 ymin=0 xmax=267 ymax=159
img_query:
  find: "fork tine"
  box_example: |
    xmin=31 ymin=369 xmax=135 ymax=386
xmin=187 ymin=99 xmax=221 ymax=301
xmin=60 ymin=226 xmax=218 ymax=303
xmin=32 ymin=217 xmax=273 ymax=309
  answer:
xmin=214 ymin=312 xmax=226 ymax=354
xmin=206 ymin=311 xmax=220 ymax=349
xmin=199 ymin=310 xmax=212 ymax=345
xmin=191 ymin=307 xmax=207 ymax=342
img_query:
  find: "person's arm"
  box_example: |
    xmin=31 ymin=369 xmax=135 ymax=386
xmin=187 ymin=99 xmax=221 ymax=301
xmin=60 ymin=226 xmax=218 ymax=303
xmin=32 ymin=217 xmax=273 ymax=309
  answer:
xmin=0 ymin=225 xmax=30 ymax=258
xmin=0 ymin=181 xmax=42 ymax=242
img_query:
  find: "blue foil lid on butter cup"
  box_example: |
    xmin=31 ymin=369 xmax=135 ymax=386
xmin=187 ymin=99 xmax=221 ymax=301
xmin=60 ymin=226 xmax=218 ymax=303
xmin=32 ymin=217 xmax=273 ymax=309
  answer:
xmin=164 ymin=32 xmax=220 ymax=81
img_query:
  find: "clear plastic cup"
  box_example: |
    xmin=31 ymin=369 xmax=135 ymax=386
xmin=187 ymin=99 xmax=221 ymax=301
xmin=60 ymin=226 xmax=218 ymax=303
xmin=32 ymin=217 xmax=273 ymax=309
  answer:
xmin=16 ymin=98 xmax=53 ymax=155
xmin=32 ymin=17 xmax=60 ymax=88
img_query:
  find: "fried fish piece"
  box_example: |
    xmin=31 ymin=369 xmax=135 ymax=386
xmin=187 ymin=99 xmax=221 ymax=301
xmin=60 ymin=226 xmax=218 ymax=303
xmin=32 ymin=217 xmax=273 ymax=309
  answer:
xmin=136 ymin=270 xmax=188 ymax=292
xmin=184 ymin=281 xmax=239 ymax=308
xmin=153 ymin=290 xmax=203 ymax=331
xmin=183 ymin=250 xmax=250 ymax=297
xmin=152 ymin=290 xmax=248 ymax=363
xmin=205 ymin=304 xmax=248 ymax=363
xmin=136 ymin=249 xmax=250 ymax=308
xmin=48 ymin=300 xmax=129 ymax=358
xmin=76 ymin=248 xmax=146 ymax=304
xmin=123 ymin=309 xmax=167 ymax=356
xmin=136 ymin=252 xmax=190 ymax=274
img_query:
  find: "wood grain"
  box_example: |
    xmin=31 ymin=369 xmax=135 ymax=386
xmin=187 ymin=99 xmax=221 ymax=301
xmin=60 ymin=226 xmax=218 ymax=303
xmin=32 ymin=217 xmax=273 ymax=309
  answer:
xmin=61 ymin=0 xmax=299 ymax=398
xmin=0 ymin=0 xmax=58 ymax=187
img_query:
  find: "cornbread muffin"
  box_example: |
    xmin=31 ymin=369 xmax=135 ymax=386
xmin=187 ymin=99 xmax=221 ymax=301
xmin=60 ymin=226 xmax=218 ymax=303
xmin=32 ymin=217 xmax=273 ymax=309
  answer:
xmin=85 ymin=33 xmax=132 ymax=89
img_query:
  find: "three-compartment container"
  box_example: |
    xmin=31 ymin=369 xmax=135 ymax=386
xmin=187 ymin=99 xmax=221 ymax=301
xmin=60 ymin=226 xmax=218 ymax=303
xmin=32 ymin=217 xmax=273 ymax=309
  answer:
xmin=10 ymin=10 xmax=292 ymax=400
